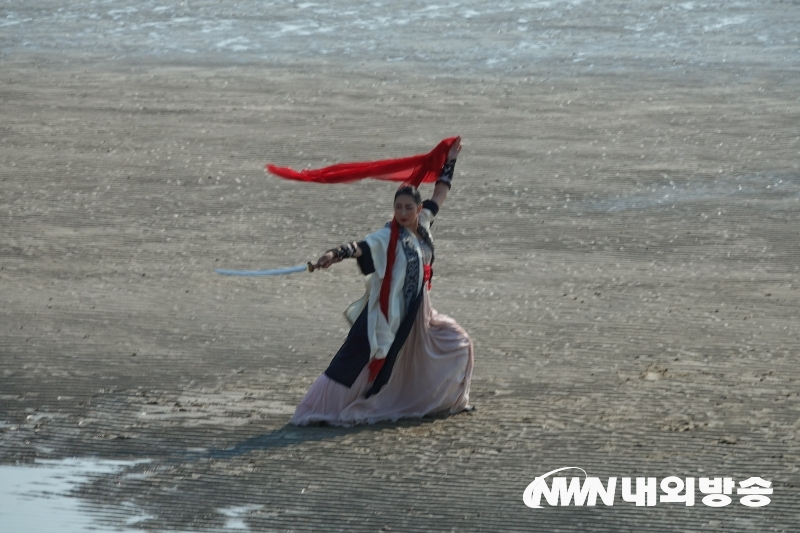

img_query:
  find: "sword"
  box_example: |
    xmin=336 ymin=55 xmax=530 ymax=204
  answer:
xmin=215 ymin=262 xmax=317 ymax=276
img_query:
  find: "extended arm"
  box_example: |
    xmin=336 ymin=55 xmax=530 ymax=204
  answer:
xmin=314 ymin=241 xmax=363 ymax=270
xmin=428 ymin=137 xmax=461 ymax=210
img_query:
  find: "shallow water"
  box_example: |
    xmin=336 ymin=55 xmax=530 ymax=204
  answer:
xmin=2 ymin=0 xmax=797 ymax=74
xmin=0 ymin=458 xmax=147 ymax=533
xmin=0 ymin=457 xmax=272 ymax=532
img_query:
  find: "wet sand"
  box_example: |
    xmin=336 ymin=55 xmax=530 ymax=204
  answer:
xmin=1 ymin=54 xmax=799 ymax=530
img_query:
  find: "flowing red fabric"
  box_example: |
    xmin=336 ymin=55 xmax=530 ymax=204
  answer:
xmin=266 ymin=137 xmax=459 ymax=188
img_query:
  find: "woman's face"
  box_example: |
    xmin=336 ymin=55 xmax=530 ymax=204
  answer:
xmin=394 ymin=194 xmax=422 ymax=229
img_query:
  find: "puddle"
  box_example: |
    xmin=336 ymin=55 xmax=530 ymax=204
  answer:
xmin=0 ymin=458 xmax=148 ymax=533
xmin=218 ymin=505 xmax=264 ymax=530
xmin=0 ymin=457 xmax=268 ymax=532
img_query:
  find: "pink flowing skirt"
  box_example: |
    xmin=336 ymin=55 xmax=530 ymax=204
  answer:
xmin=290 ymin=290 xmax=473 ymax=426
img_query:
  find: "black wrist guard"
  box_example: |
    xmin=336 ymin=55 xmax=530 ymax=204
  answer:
xmin=436 ymin=159 xmax=456 ymax=189
xmin=329 ymin=241 xmax=357 ymax=260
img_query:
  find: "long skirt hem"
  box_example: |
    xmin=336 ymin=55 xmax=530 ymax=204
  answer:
xmin=290 ymin=290 xmax=473 ymax=427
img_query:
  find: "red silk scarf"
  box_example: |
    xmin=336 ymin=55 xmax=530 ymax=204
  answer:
xmin=267 ymin=137 xmax=458 ymax=379
xmin=266 ymin=137 xmax=459 ymax=188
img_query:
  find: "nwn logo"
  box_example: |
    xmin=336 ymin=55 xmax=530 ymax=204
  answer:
xmin=524 ymin=468 xmax=616 ymax=508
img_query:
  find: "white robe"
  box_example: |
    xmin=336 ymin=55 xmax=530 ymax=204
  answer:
xmin=345 ymin=207 xmax=434 ymax=363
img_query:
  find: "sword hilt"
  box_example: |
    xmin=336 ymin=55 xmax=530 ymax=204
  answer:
xmin=307 ymin=261 xmax=316 ymax=273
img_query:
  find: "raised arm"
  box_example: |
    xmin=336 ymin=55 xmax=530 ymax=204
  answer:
xmin=429 ymin=137 xmax=461 ymax=209
xmin=315 ymin=138 xmax=461 ymax=269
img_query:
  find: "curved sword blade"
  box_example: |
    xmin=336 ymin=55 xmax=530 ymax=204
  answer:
xmin=215 ymin=264 xmax=309 ymax=276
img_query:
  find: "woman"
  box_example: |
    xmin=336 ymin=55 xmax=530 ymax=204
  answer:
xmin=290 ymin=140 xmax=473 ymax=426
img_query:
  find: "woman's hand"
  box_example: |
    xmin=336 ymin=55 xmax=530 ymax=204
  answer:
xmin=447 ymin=137 xmax=462 ymax=161
xmin=314 ymin=241 xmax=362 ymax=269
xmin=314 ymin=250 xmax=339 ymax=269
